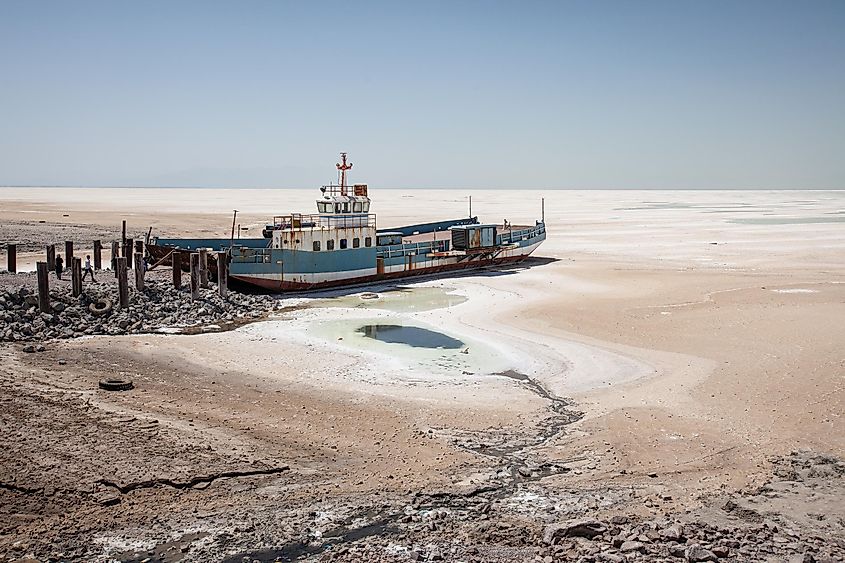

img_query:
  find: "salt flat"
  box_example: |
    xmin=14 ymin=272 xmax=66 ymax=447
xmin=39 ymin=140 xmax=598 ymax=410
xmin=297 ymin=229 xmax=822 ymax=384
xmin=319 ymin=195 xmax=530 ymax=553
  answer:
xmin=1 ymin=187 xmax=843 ymax=561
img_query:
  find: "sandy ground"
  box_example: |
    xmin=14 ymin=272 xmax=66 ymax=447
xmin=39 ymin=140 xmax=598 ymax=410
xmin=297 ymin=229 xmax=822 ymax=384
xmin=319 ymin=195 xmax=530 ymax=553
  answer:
xmin=1 ymin=187 xmax=844 ymax=561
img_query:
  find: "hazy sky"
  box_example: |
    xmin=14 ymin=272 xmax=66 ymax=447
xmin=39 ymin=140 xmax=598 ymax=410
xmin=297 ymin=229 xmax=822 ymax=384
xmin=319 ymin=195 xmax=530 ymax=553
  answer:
xmin=1 ymin=1 xmax=843 ymax=189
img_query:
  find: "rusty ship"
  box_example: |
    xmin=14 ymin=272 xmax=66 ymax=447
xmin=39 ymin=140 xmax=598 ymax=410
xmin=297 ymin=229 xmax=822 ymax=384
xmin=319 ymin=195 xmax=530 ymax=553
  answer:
xmin=148 ymin=153 xmax=546 ymax=292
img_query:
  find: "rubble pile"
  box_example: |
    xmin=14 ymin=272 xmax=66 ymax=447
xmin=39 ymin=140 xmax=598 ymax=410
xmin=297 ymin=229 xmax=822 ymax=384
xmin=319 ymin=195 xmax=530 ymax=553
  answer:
xmin=533 ymin=517 xmax=831 ymax=562
xmin=0 ymin=280 xmax=282 ymax=342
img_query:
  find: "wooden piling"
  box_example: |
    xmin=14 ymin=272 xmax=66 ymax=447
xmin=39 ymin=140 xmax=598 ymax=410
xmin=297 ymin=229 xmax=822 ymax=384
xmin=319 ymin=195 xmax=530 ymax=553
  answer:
xmin=172 ymin=251 xmax=182 ymax=289
xmin=111 ymin=241 xmax=119 ymax=274
xmin=36 ymin=262 xmax=50 ymax=313
xmin=190 ymin=252 xmax=200 ymax=301
xmin=71 ymin=257 xmax=82 ymax=297
xmin=122 ymin=220 xmax=126 ymax=248
xmin=216 ymin=251 xmax=228 ymax=297
xmin=124 ymin=238 xmax=133 ymax=269
xmin=199 ymin=248 xmax=209 ymax=288
xmin=6 ymin=244 xmax=16 ymax=273
xmin=134 ymin=239 xmax=144 ymax=254
xmin=116 ymin=257 xmax=129 ymax=308
xmin=133 ymin=252 xmax=144 ymax=291
xmin=46 ymin=244 xmax=56 ymax=271
xmin=65 ymin=240 xmax=74 ymax=266
xmin=93 ymin=240 xmax=102 ymax=270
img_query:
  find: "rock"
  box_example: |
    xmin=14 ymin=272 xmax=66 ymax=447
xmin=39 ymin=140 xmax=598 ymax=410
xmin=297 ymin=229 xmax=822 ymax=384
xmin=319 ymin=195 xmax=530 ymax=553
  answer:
xmin=685 ymin=544 xmax=717 ymax=562
xmin=94 ymin=492 xmax=121 ymax=506
xmin=621 ymin=541 xmax=644 ymax=553
xmin=51 ymin=302 xmax=66 ymax=312
xmin=660 ymin=524 xmax=684 ymax=541
xmin=22 ymin=345 xmax=36 ymax=353
xmin=610 ymin=515 xmax=629 ymax=525
xmin=544 ymin=520 xmax=607 ymax=543
xmin=711 ymin=546 xmax=730 ymax=558
xmin=670 ymin=545 xmax=687 ymax=557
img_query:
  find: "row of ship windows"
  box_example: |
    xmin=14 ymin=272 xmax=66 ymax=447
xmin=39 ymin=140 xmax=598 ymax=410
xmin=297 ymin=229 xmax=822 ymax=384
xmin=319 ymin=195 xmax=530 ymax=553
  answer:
xmin=317 ymin=201 xmax=371 ymax=214
xmin=313 ymin=236 xmax=372 ymax=251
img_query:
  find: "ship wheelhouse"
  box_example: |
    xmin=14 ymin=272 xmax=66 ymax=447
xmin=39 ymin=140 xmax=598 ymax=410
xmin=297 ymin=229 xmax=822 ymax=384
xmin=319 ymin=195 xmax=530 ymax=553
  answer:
xmin=268 ymin=153 xmax=377 ymax=253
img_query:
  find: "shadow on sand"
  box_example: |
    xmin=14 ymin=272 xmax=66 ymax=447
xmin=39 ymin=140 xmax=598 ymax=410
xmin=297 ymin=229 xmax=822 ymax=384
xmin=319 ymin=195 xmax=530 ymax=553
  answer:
xmin=234 ymin=255 xmax=560 ymax=297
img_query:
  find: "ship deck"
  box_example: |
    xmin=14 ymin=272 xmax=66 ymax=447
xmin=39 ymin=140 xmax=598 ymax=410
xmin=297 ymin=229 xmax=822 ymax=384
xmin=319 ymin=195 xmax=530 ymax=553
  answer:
xmin=401 ymin=224 xmax=532 ymax=244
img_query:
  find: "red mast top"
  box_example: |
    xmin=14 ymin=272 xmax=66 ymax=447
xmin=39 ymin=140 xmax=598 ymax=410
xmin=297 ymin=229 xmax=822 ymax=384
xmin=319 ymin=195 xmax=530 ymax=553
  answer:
xmin=336 ymin=152 xmax=352 ymax=196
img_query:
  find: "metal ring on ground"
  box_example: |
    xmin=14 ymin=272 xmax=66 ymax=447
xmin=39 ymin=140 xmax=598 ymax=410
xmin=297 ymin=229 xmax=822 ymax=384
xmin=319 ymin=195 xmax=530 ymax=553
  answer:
xmin=89 ymin=298 xmax=113 ymax=316
xmin=98 ymin=378 xmax=134 ymax=391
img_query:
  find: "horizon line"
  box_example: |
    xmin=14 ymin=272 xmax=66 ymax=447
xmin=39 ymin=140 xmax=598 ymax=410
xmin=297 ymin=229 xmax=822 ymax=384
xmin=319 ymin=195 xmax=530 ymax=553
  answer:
xmin=2 ymin=185 xmax=844 ymax=191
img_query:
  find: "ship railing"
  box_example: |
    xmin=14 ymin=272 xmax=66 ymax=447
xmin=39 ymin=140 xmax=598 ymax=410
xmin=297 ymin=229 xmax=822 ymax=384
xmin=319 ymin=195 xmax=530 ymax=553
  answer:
xmin=231 ymin=247 xmax=272 ymax=264
xmin=377 ymin=239 xmax=451 ymax=259
xmin=320 ymin=183 xmax=369 ymax=197
xmin=497 ymin=224 xmax=545 ymax=244
xmin=272 ymin=213 xmax=376 ymax=231
xmin=377 ymin=223 xmax=546 ymax=259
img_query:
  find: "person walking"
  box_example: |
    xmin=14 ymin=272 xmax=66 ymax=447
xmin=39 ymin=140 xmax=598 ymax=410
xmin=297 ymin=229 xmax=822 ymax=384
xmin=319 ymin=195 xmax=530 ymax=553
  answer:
xmin=82 ymin=254 xmax=96 ymax=281
xmin=54 ymin=254 xmax=64 ymax=280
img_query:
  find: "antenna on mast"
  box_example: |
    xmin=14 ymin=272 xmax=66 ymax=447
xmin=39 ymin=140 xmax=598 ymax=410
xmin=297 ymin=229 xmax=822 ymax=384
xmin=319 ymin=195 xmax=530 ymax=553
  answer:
xmin=336 ymin=152 xmax=352 ymax=196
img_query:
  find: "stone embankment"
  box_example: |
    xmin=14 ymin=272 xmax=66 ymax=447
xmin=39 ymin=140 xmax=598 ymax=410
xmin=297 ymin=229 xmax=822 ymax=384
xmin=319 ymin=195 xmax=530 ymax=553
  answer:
xmin=223 ymin=451 xmax=844 ymax=562
xmin=0 ymin=275 xmax=283 ymax=342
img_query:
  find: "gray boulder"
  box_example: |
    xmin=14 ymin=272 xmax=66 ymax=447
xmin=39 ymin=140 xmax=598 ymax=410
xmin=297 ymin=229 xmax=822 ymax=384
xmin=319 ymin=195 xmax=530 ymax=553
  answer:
xmin=686 ymin=544 xmax=718 ymax=562
xmin=544 ymin=520 xmax=607 ymax=544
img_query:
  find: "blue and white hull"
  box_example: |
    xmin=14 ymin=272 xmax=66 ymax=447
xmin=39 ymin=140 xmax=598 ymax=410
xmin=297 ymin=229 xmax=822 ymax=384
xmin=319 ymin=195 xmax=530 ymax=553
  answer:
xmin=151 ymin=220 xmax=546 ymax=292
xmin=148 ymin=153 xmax=547 ymax=293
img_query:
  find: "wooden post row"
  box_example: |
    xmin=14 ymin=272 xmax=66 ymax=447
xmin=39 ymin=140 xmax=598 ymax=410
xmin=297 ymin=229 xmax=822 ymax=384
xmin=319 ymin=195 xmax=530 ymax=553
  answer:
xmin=199 ymin=248 xmax=208 ymax=288
xmin=116 ymin=257 xmax=129 ymax=308
xmin=124 ymin=238 xmax=133 ymax=269
xmin=6 ymin=244 xmax=15 ymax=273
xmin=111 ymin=241 xmax=119 ymax=274
xmin=36 ymin=262 xmax=50 ymax=313
xmin=190 ymin=252 xmax=200 ymax=301
xmin=134 ymin=252 xmax=144 ymax=291
xmin=93 ymin=240 xmax=102 ymax=270
xmin=65 ymin=240 xmax=74 ymax=266
xmin=216 ymin=251 xmax=228 ymax=297
xmin=46 ymin=244 xmax=56 ymax=271
xmin=172 ymin=251 xmax=182 ymax=289
xmin=71 ymin=257 xmax=82 ymax=297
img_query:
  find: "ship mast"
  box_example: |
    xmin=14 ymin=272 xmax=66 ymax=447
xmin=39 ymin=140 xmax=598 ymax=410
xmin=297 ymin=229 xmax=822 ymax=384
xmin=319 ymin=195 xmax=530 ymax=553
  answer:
xmin=336 ymin=152 xmax=352 ymax=196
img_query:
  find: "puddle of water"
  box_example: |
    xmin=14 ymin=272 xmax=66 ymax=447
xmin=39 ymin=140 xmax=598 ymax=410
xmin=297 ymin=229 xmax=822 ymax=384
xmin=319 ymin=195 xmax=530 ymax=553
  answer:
xmin=728 ymin=216 xmax=845 ymax=225
xmin=118 ymin=532 xmax=208 ymax=563
xmin=357 ymin=324 xmax=464 ymax=349
xmin=772 ymin=288 xmax=818 ymax=294
xmin=310 ymin=286 xmax=467 ymax=313
xmin=307 ymin=316 xmax=513 ymax=376
xmin=615 ymin=202 xmax=759 ymax=211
